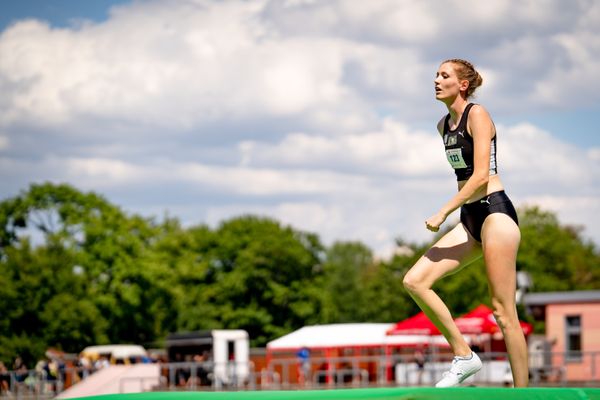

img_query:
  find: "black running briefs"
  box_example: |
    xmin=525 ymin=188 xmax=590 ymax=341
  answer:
xmin=459 ymin=191 xmax=519 ymax=243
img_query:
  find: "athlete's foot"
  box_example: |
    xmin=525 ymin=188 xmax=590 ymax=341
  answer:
xmin=435 ymin=352 xmax=482 ymax=388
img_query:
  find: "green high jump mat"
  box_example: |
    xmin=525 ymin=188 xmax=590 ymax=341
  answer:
xmin=72 ymin=387 xmax=600 ymax=400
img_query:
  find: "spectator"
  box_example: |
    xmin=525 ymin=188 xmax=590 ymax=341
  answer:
xmin=76 ymin=355 xmax=93 ymax=380
xmin=12 ymin=356 xmax=28 ymax=383
xmin=35 ymin=358 xmax=52 ymax=393
xmin=191 ymin=352 xmax=211 ymax=386
xmin=173 ymin=354 xmax=189 ymax=386
xmin=413 ymin=348 xmax=426 ymax=385
xmin=296 ymin=347 xmax=311 ymax=386
xmin=0 ymin=361 xmax=10 ymax=393
xmin=94 ymin=355 xmax=110 ymax=370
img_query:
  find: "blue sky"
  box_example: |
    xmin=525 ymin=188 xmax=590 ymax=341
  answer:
xmin=0 ymin=1 xmax=129 ymax=29
xmin=1 ymin=0 xmax=599 ymax=256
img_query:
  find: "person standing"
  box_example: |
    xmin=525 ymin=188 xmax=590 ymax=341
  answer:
xmin=296 ymin=347 xmax=311 ymax=386
xmin=413 ymin=348 xmax=426 ymax=385
xmin=402 ymin=59 xmax=528 ymax=387
xmin=0 ymin=362 xmax=10 ymax=394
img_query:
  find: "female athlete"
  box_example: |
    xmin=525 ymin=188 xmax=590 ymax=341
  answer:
xmin=402 ymin=59 xmax=528 ymax=388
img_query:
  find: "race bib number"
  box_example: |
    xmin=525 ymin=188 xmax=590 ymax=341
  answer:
xmin=446 ymin=148 xmax=467 ymax=169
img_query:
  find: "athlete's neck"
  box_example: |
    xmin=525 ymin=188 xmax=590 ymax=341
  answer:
xmin=446 ymin=97 xmax=469 ymax=127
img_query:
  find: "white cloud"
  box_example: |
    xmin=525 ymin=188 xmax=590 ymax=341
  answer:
xmin=1 ymin=117 xmax=597 ymax=255
xmin=262 ymin=0 xmax=439 ymax=43
xmin=1 ymin=0 xmax=598 ymax=131
xmin=65 ymin=157 xmax=147 ymax=184
xmin=0 ymin=3 xmax=373 ymax=134
xmin=500 ymin=123 xmax=597 ymax=187
xmin=530 ymin=30 xmax=600 ymax=106
xmin=589 ymin=148 xmax=600 ymax=162
xmin=336 ymin=1 xmax=439 ymax=42
xmin=0 ymin=0 xmax=599 ymax=255
xmin=55 ymin=156 xmax=372 ymax=197
xmin=238 ymin=118 xmax=447 ymax=176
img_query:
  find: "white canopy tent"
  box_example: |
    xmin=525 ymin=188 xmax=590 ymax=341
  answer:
xmin=265 ymin=323 xmax=451 ymax=385
xmin=266 ymin=323 xmax=449 ymax=351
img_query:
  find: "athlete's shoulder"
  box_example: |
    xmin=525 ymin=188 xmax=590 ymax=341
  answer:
xmin=466 ymin=103 xmax=495 ymax=137
xmin=467 ymin=103 xmax=491 ymax=120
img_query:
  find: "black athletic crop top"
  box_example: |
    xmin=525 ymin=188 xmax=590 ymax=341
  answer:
xmin=443 ymin=103 xmax=497 ymax=181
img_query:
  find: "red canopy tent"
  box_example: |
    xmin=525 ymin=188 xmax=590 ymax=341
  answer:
xmin=387 ymin=305 xmax=533 ymax=353
xmin=386 ymin=311 xmax=441 ymax=336
xmin=454 ymin=304 xmax=533 ymax=338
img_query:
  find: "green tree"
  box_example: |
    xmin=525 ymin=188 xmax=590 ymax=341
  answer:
xmin=358 ymin=260 xmax=413 ymax=322
xmin=517 ymin=206 xmax=600 ymax=292
xmin=163 ymin=215 xmax=326 ymax=346
xmin=0 ymin=183 xmax=176 ymax=364
xmin=151 ymin=221 xmax=220 ymax=334
xmin=2 ymin=183 xmax=598 ymax=365
xmin=319 ymin=241 xmax=373 ymax=323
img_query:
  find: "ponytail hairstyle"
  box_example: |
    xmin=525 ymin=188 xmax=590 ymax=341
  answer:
xmin=443 ymin=59 xmax=483 ymax=98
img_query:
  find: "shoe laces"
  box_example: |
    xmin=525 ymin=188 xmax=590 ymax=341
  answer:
xmin=447 ymin=356 xmax=467 ymax=375
xmin=437 ymin=357 xmax=466 ymax=383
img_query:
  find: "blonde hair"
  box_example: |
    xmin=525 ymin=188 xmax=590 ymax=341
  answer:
xmin=443 ymin=59 xmax=483 ymax=98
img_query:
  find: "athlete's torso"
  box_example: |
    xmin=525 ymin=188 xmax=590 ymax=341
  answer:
xmin=443 ymin=103 xmax=498 ymax=181
xmin=441 ymin=103 xmax=503 ymax=203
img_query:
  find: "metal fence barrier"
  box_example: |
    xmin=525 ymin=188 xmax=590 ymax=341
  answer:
xmin=1 ymin=350 xmax=598 ymax=398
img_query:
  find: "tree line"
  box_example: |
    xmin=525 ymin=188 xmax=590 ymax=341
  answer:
xmin=1 ymin=183 xmax=599 ymax=367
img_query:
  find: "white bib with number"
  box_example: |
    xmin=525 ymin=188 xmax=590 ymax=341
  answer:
xmin=445 ymin=148 xmax=467 ymax=169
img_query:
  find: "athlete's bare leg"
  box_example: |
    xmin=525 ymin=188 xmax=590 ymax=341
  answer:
xmin=481 ymin=213 xmax=528 ymax=387
xmin=403 ymin=223 xmax=482 ymax=356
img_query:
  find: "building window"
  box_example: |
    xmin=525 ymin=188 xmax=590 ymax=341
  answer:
xmin=565 ymin=315 xmax=582 ymax=362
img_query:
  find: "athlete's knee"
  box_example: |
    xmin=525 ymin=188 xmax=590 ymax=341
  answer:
xmin=403 ymin=269 xmax=430 ymax=294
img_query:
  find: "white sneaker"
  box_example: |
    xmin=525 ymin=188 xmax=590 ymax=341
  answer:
xmin=435 ymin=352 xmax=482 ymax=388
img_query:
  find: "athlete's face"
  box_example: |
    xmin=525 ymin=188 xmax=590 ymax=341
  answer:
xmin=434 ymin=63 xmax=468 ymax=102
